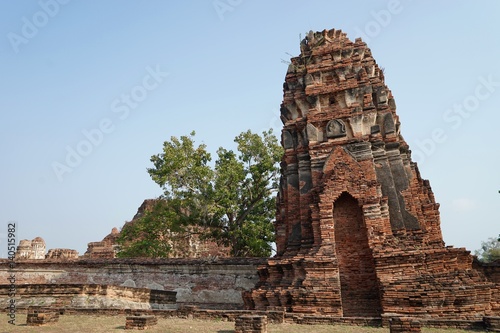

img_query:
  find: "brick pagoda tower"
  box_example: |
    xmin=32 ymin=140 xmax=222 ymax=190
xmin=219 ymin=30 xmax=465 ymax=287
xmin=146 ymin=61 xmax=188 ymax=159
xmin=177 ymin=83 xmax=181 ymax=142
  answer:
xmin=244 ymin=29 xmax=499 ymax=319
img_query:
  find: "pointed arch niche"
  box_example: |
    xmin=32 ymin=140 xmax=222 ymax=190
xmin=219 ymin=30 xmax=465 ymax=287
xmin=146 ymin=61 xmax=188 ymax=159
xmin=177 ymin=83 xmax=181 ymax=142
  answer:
xmin=333 ymin=192 xmax=381 ymax=317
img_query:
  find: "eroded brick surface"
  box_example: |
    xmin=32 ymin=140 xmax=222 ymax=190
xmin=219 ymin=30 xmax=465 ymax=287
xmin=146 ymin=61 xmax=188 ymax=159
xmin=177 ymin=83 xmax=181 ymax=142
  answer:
xmin=26 ymin=306 xmax=59 ymax=326
xmin=235 ymin=315 xmax=268 ymax=333
xmin=244 ymin=28 xmax=500 ymax=319
xmin=0 ymin=258 xmax=263 ymax=309
xmin=484 ymin=316 xmax=500 ymax=332
xmin=15 ymin=237 xmax=46 ymax=259
xmin=125 ymin=315 xmax=158 ymax=330
xmin=46 ymin=248 xmax=79 ymax=260
xmin=389 ymin=317 xmax=421 ymax=333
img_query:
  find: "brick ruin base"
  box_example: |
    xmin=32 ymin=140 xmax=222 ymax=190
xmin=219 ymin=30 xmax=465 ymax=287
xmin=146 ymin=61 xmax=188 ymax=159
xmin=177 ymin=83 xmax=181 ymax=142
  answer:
xmin=235 ymin=315 xmax=268 ymax=333
xmin=26 ymin=306 xmax=59 ymax=326
xmin=484 ymin=316 xmax=500 ymax=332
xmin=389 ymin=317 xmax=421 ymax=333
xmin=125 ymin=315 xmax=158 ymax=330
xmin=244 ymin=28 xmax=500 ymax=319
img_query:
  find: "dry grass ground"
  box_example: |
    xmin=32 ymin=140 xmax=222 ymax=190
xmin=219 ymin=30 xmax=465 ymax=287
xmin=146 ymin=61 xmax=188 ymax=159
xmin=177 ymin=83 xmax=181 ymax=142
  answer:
xmin=0 ymin=315 xmax=477 ymax=333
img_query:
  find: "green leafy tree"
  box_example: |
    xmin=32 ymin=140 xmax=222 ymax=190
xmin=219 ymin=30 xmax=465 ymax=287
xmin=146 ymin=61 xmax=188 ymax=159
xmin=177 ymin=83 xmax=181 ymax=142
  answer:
xmin=475 ymin=235 xmax=500 ymax=263
xmin=208 ymin=130 xmax=282 ymax=256
xmin=120 ymin=129 xmax=282 ymax=257
xmin=116 ymin=199 xmax=187 ymax=258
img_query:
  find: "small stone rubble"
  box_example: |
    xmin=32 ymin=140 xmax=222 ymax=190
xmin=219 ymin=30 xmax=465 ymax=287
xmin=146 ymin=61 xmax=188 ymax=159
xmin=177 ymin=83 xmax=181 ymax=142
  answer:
xmin=125 ymin=315 xmax=158 ymax=330
xmin=235 ymin=315 xmax=268 ymax=333
xmin=26 ymin=306 xmax=59 ymax=326
xmin=389 ymin=317 xmax=421 ymax=333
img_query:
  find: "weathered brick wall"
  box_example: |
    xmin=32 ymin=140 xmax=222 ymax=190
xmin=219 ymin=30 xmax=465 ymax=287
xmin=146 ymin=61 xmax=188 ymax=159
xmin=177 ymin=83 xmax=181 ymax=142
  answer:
xmin=0 ymin=258 xmax=264 ymax=309
xmin=375 ymin=248 xmax=495 ymax=319
xmin=492 ymin=286 xmax=500 ymax=313
xmin=0 ymin=284 xmax=176 ymax=310
xmin=475 ymin=260 xmax=500 ymax=284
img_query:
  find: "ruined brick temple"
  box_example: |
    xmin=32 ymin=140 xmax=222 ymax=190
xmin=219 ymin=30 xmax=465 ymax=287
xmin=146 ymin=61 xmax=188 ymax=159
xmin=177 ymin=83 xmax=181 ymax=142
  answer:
xmin=244 ymin=29 xmax=500 ymax=319
xmin=84 ymin=199 xmax=230 ymax=259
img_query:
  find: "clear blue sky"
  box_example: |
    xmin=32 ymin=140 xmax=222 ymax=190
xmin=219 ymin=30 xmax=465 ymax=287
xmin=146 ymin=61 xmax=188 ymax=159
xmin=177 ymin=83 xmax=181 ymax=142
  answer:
xmin=0 ymin=1 xmax=499 ymax=255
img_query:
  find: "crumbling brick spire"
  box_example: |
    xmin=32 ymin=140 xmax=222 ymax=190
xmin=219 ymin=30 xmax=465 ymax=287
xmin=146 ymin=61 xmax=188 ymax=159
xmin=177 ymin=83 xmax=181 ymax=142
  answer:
xmin=275 ymin=29 xmax=443 ymax=257
xmin=245 ymin=28 xmax=498 ymax=319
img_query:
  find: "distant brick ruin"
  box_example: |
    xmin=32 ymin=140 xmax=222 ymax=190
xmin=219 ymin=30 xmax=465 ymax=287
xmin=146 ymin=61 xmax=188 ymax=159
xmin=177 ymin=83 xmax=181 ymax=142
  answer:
xmin=244 ymin=29 xmax=500 ymax=319
xmin=85 ymin=199 xmax=230 ymax=259
xmin=84 ymin=227 xmax=121 ymax=259
xmin=45 ymin=248 xmax=79 ymax=260
xmin=15 ymin=237 xmax=46 ymax=259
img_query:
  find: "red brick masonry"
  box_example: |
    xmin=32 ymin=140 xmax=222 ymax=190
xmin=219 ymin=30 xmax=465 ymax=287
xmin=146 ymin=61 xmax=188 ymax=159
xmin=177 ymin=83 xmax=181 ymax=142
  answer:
xmin=26 ymin=306 xmax=59 ymax=326
xmin=244 ymin=28 xmax=500 ymax=319
xmin=125 ymin=315 xmax=158 ymax=330
xmin=389 ymin=317 xmax=421 ymax=333
xmin=235 ymin=315 xmax=268 ymax=333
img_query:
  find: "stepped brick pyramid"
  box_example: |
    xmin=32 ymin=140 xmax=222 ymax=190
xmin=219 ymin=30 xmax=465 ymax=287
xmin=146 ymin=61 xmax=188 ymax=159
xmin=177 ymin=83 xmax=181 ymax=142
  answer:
xmin=244 ymin=29 xmax=500 ymax=319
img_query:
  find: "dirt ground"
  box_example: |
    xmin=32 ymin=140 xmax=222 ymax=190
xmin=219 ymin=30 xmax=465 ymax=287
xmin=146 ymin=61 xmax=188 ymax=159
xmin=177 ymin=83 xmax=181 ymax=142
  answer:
xmin=0 ymin=315 xmax=478 ymax=333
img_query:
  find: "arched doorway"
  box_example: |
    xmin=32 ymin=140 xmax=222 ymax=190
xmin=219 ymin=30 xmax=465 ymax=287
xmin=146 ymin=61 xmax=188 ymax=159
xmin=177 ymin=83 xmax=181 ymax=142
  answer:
xmin=333 ymin=192 xmax=382 ymax=317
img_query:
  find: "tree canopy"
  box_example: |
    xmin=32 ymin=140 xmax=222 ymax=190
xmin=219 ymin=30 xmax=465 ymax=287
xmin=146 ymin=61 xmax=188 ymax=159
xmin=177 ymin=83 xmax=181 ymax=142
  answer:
xmin=117 ymin=199 xmax=189 ymax=258
xmin=117 ymin=129 xmax=283 ymax=257
xmin=475 ymin=235 xmax=500 ymax=263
